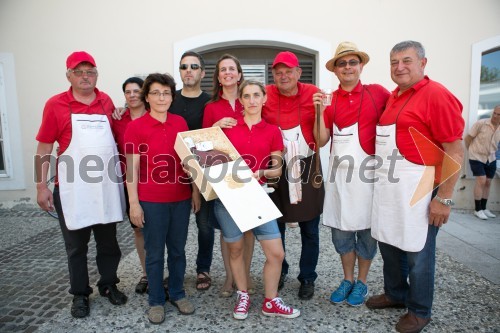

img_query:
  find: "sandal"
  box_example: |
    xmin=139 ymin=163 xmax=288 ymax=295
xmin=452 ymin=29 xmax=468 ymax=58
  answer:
xmin=135 ymin=276 xmax=148 ymax=294
xmin=196 ymin=272 xmax=212 ymax=291
xmin=220 ymin=282 xmax=235 ymax=298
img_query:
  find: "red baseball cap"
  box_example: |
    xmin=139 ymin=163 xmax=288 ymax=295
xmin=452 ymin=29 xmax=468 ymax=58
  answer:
xmin=66 ymin=51 xmax=96 ymax=69
xmin=272 ymin=51 xmax=299 ymax=68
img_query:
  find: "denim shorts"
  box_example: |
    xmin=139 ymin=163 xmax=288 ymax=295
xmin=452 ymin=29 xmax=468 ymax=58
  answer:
xmin=213 ymin=199 xmax=281 ymax=243
xmin=469 ymin=159 xmax=496 ymax=178
xmin=331 ymin=228 xmax=377 ymax=260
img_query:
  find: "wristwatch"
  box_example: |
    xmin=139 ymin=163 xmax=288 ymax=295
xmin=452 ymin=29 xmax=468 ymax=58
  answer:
xmin=434 ymin=195 xmax=455 ymax=207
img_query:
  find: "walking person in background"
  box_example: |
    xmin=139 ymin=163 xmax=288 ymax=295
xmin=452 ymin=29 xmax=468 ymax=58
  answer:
xmin=313 ymin=42 xmax=390 ymax=306
xmin=464 ymin=105 xmax=500 ymax=219
xmin=35 ymin=51 xmax=127 ymax=319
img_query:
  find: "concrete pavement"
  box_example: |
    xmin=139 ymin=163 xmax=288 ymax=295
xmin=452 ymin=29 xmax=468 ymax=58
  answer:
xmin=0 ymin=207 xmax=498 ymax=332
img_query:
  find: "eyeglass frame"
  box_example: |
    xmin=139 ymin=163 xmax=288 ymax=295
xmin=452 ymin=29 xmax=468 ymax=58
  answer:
xmin=179 ymin=64 xmax=202 ymax=70
xmin=67 ymin=69 xmax=98 ymax=77
xmin=335 ymin=59 xmax=361 ymax=68
xmin=148 ymin=90 xmax=172 ymax=98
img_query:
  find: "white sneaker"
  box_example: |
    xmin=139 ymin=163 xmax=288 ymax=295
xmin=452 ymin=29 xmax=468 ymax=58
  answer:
xmin=474 ymin=210 xmax=488 ymax=220
xmin=483 ymin=209 xmax=497 ymax=218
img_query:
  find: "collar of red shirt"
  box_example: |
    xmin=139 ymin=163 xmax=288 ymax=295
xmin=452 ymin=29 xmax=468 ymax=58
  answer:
xmin=392 ymin=75 xmax=430 ymax=97
xmin=236 ymin=118 xmax=267 ymax=129
xmin=336 ymin=80 xmax=363 ymax=97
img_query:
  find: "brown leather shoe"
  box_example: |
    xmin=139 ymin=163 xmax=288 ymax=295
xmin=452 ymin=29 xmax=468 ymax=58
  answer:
xmin=396 ymin=312 xmax=431 ymax=333
xmin=366 ymin=294 xmax=406 ymax=309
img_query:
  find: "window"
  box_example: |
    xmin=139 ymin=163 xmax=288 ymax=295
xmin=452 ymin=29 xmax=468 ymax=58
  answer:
xmin=478 ymin=48 xmax=500 ymax=119
xmin=468 ymin=35 xmax=500 ymax=125
xmin=0 ymin=53 xmax=25 ymax=190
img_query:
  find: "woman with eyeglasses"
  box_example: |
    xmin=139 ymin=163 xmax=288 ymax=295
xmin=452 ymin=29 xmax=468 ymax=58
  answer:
xmin=213 ymin=79 xmax=300 ymax=319
xmin=124 ymin=73 xmax=200 ymax=324
xmin=202 ymin=54 xmax=256 ymax=298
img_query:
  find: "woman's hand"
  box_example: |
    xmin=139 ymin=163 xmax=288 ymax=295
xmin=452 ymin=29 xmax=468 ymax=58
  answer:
xmin=215 ymin=117 xmax=237 ymax=129
xmin=129 ymin=202 xmax=145 ymax=228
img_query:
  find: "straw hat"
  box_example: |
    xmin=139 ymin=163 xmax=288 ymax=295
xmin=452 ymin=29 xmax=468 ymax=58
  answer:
xmin=325 ymin=41 xmax=369 ymax=72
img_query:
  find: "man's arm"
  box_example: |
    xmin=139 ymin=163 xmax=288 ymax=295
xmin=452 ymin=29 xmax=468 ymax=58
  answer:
xmin=428 ymin=139 xmax=464 ymax=227
xmin=35 ymin=142 xmax=54 ymax=211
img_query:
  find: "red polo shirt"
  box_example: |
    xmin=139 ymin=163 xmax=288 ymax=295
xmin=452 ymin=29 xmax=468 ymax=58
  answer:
xmin=36 ymin=87 xmax=115 ymax=154
xmin=124 ymin=113 xmax=191 ymax=202
xmin=111 ymin=109 xmax=149 ymax=177
xmin=379 ymin=76 xmax=464 ymax=182
xmin=202 ymin=96 xmax=244 ymax=128
xmin=263 ymin=82 xmax=318 ymax=149
xmin=225 ymin=119 xmax=284 ymax=183
xmin=324 ymin=81 xmax=390 ymax=155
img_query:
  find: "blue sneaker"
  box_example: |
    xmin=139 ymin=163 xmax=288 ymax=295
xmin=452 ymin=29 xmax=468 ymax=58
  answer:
xmin=346 ymin=280 xmax=368 ymax=306
xmin=330 ymin=280 xmax=353 ymax=304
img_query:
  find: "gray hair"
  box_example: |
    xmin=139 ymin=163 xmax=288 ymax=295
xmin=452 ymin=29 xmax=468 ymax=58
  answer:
xmin=391 ymin=40 xmax=425 ymax=59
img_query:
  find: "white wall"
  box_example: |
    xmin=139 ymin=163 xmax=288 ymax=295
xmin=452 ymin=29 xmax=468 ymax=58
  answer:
xmin=0 ymin=0 xmax=499 ymax=208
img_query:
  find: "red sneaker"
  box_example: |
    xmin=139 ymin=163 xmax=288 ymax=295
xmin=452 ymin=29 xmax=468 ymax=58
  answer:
xmin=262 ymin=297 xmax=300 ymax=318
xmin=233 ymin=291 xmax=250 ymax=320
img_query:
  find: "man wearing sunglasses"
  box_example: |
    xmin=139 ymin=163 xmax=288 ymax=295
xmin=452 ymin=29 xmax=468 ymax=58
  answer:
xmin=313 ymin=41 xmax=390 ymax=307
xmin=169 ymin=51 xmax=215 ymax=292
xmin=35 ymin=51 xmax=127 ymax=319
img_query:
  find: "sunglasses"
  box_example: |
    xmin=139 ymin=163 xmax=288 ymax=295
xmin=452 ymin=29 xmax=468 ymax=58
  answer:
xmin=335 ymin=60 xmax=360 ymax=68
xmin=179 ymin=64 xmax=201 ymax=70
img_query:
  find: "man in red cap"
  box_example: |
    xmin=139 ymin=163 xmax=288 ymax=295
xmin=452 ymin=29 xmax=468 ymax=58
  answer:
xmin=262 ymin=51 xmax=324 ymax=300
xmin=35 ymin=51 xmax=127 ymax=318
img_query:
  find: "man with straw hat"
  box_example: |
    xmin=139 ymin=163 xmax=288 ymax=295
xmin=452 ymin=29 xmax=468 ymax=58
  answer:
xmin=313 ymin=41 xmax=390 ymax=306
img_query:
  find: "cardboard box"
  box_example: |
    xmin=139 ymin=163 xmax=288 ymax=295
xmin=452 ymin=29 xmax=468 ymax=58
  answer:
xmin=174 ymin=127 xmax=240 ymax=201
xmin=174 ymin=127 xmax=282 ymax=232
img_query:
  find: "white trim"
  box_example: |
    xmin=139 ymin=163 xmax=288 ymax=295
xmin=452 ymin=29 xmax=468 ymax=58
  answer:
xmin=468 ymin=35 xmax=500 ymax=130
xmin=0 ymin=53 xmax=25 ymax=190
xmin=173 ymin=29 xmax=332 ymax=90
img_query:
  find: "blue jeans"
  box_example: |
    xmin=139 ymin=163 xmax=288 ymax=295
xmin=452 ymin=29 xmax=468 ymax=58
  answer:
xmin=278 ymin=215 xmax=320 ymax=283
xmin=195 ymin=197 xmax=215 ymax=273
xmin=141 ymin=199 xmax=191 ymax=306
xmin=378 ymin=225 xmax=439 ymax=318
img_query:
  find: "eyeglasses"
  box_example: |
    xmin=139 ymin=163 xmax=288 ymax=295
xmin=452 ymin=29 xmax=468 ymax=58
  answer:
xmin=68 ymin=69 xmax=98 ymax=77
xmin=148 ymin=90 xmax=172 ymax=98
xmin=179 ymin=64 xmax=201 ymax=70
xmin=124 ymin=89 xmax=141 ymax=96
xmin=335 ymin=60 xmax=360 ymax=68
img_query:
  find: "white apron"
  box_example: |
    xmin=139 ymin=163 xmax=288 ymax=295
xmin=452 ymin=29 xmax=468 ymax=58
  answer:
xmin=323 ymin=123 xmax=374 ymax=230
xmin=371 ymin=123 xmax=433 ymax=252
xmin=281 ymin=125 xmax=314 ymax=158
xmin=58 ymin=113 xmax=125 ymax=230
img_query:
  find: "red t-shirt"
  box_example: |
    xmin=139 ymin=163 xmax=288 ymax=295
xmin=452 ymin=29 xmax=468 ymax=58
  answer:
xmin=378 ymin=76 xmax=464 ymax=182
xmin=36 ymin=87 xmax=115 ymax=154
xmin=202 ymin=97 xmax=244 ymax=128
xmin=324 ymin=81 xmax=390 ymax=155
xmin=124 ymin=113 xmax=191 ymax=203
xmin=262 ymin=82 xmax=319 ymax=149
xmin=225 ymin=119 xmax=284 ymax=183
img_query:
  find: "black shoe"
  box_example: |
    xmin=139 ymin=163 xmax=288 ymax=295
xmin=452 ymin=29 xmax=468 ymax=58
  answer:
xmin=71 ymin=295 xmax=89 ymax=318
xmin=99 ymin=285 xmax=128 ymax=305
xmin=135 ymin=276 xmax=148 ymax=294
xmin=298 ymin=281 xmax=315 ymax=300
xmin=278 ymin=273 xmax=287 ymax=291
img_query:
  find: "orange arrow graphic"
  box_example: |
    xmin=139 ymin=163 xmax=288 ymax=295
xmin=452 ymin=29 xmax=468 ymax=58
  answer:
xmin=408 ymin=127 xmax=462 ymax=206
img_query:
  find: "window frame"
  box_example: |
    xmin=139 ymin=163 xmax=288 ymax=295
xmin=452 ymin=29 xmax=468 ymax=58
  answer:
xmin=0 ymin=53 xmax=25 ymax=190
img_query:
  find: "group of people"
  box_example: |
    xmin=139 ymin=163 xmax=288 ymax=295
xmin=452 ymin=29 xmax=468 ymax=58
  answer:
xmin=35 ymin=39 xmax=467 ymax=333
